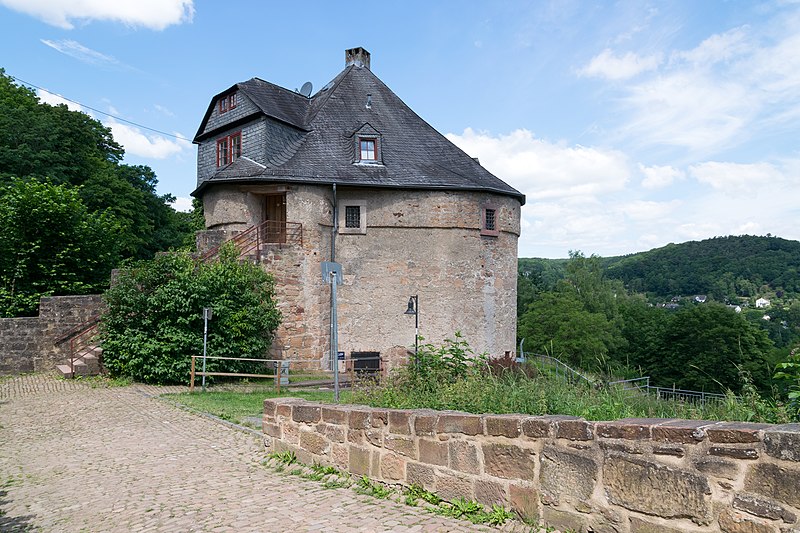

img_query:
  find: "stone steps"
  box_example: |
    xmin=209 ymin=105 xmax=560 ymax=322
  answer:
xmin=56 ymin=346 xmax=102 ymax=378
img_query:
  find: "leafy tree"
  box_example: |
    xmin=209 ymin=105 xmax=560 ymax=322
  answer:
xmin=654 ymin=303 xmax=773 ymax=393
xmin=101 ymin=246 xmax=281 ymax=384
xmin=518 ymin=291 xmax=619 ymax=370
xmin=616 ymin=296 xmax=670 ymax=374
xmin=0 ymin=69 xmax=195 ymax=261
xmin=0 ymin=178 xmax=122 ymax=316
xmin=774 ymin=345 xmax=800 ymax=417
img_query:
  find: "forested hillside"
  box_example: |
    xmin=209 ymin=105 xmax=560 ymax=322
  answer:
xmin=517 ymin=242 xmax=800 ymax=403
xmin=0 ymin=70 xmax=201 ymax=316
xmin=604 ymin=235 xmax=800 ymax=300
xmin=520 ymin=235 xmax=800 ymax=304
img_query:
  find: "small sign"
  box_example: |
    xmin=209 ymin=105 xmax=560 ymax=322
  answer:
xmin=321 ymin=261 xmax=344 ymax=285
xmin=337 ymin=351 xmax=345 ymax=361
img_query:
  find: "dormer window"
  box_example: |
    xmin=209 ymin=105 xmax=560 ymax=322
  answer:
xmin=359 ymin=138 xmax=377 ymax=162
xmin=218 ymin=93 xmax=237 ymax=114
xmin=216 ymin=132 xmax=241 ymax=167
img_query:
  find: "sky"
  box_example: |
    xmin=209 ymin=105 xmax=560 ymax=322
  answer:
xmin=1 ymin=0 xmax=798 ymax=259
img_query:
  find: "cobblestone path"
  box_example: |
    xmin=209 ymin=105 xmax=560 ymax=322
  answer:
xmin=0 ymin=374 xmax=526 ymax=532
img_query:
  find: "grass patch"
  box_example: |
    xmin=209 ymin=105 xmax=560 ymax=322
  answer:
xmin=349 ymin=337 xmax=792 ymax=423
xmin=72 ymin=375 xmax=133 ymax=388
xmin=164 ymin=388 xmax=346 ymax=425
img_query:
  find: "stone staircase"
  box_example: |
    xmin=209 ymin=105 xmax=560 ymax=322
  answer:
xmin=54 ymin=316 xmax=103 ymax=378
xmin=56 ymin=345 xmax=103 ymax=378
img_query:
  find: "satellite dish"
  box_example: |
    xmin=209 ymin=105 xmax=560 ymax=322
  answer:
xmin=300 ymin=81 xmax=313 ymax=97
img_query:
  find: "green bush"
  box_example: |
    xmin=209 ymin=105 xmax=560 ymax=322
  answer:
xmin=101 ymin=244 xmax=281 ymax=384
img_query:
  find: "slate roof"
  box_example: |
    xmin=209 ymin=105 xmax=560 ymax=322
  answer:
xmin=193 ymin=62 xmax=525 ymax=205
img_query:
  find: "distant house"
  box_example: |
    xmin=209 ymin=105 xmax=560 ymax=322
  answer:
xmin=727 ymin=304 xmax=742 ymax=313
xmin=191 ymin=47 xmax=524 ymax=367
xmin=694 ymin=295 xmax=707 ymax=303
xmin=756 ymin=297 xmax=771 ymax=308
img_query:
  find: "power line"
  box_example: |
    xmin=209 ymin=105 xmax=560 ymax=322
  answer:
xmin=9 ymin=74 xmax=194 ymax=143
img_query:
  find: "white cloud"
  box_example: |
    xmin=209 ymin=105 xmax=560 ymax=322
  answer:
xmin=674 ymin=27 xmax=751 ymax=65
xmin=173 ymin=197 xmax=194 ymax=212
xmin=620 ymin=72 xmax=756 ymax=152
xmin=40 ymin=39 xmax=120 ymax=67
xmin=1 ymin=0 xmax=194 ymax=29
xmin=36 ymin=88 xmax=85 ymax=112
xmin=446 ymin=128 xmax=631 ymax=201
xmin=579 ymin=48 xmax=661 ymax=80
xmin=621 ymin=200 xmax=681 ymax=221
xmin=104 ymin=118 xmax=190 ymax=160
xmin=446 ymin=128 xmax=640 ymax=256
xmin=153 ymin=104 xmax=175 ymax=117
xmin=604 ymin=13 xmax=800 ymax=155
xmin=446 ymin=129 xmax=800 ymax=258
xmin=689 ymin=161 xmax=785 ymax=193
xmin=639 ymin=164 xmax=685 ymax=189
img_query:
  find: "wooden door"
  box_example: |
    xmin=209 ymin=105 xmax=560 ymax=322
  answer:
xmin=264 ymin=194 xmax=286 ymax=243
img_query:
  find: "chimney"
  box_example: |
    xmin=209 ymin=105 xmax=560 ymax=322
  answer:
xmin=345 ymin=47 xmax=371 ymax=70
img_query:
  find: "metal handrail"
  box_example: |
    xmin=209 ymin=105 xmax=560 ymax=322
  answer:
xmin=200 ymin=220 xmax=303 ymax=263
xmin=54 ymin=314 xmax=101 ymax=346
xmin=528 ymin=354 xmax=593 ymax=384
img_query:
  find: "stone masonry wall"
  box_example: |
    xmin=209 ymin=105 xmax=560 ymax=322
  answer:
xmin=0 ymin=295 xmax=104 ymax=374
xmin=199 ymin=183 xmax=520 ymax=366
xmin=263 ymin=398 xmax=800 ymax=533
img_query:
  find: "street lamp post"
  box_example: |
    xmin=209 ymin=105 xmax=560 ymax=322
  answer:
xmin=404 ymin=295 xmax=419 ymax=363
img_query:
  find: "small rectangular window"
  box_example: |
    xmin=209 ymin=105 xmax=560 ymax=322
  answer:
xmin=339 ymin=200 xmax=366 ymax=234
xmin=219 ymin=93 xmax=237 ymax=113
xmin=484 ymin=209 xmax=496 ymax=231
xmin=345 ymin=205 xmax=361 ymax=228
xmin=359 ymin=138 xmax=376 ymax=161
xmin=481 ymin=206 xmax=499 ymax=237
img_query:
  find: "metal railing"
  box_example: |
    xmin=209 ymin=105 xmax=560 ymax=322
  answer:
xmin=199 ymin=220 xmax=303 ymax=263
xmin=54 ymin=315 xmax=102 ymax=378
xmin=518 ymin=341 xmax=732 ymax=405
xmin=608 ymin=376 xmax=731 ymax=404
xmin=189 ymin=354 xmax=385 ymax=394
xmin=525 ymin=354 xmax=593 ymax=385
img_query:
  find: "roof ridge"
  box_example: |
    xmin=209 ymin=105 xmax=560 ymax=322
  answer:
xmin=304 ymin=65 xmax=354 ymax=125
xmin=245 ymin=77 xmax=311 ymax=101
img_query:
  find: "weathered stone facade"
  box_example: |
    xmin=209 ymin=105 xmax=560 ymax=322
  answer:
xmin=198 ymin=183 xmax=520 ymax=364
xmin=264 ymin=399 xmax=800 ymax=533
xmin=0 ymin=295 xmax=104 ymax=374
xmin=194 ymin=48 xmax=524 ymax=366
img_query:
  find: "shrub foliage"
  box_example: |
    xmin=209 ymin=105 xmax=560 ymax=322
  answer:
xmin=101 ymin=245 xmax=281 ymax=384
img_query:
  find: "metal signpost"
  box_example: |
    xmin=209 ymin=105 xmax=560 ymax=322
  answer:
xmin=201 ymin=307 xmax=213 ymax=391
xmin=321 ymin=261 xmax=343 ymax=402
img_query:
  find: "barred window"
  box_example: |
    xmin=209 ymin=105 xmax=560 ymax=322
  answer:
xmin=340 ymin=201 xmax=366 ymax=234
xmin=484 ymin=209 xmax=496 ymax=231
xmin=345 ymin=205 xmax=361 ymax=228
xmin=481 ymin=206 xmax=499 ymax=237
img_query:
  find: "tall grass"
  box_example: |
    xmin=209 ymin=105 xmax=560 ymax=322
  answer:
xmin=350 ymin=341 xmax=793 ymax=423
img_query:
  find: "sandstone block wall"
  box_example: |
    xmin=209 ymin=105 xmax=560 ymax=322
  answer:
xmin=0 ymin=295 xmax=104 ymax=374
xmin=263 ymin=398 xmax=800 ymax=533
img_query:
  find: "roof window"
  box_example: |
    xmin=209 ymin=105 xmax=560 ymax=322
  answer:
xmin=219 ymin=93 xmax=237 ymax=114
xmin=359 ymin=138 xmax=377 ymax=162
